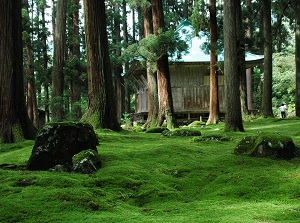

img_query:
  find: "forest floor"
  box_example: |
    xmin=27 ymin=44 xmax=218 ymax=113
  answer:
xmin=1 ymin=118 xmax=300 ymax=223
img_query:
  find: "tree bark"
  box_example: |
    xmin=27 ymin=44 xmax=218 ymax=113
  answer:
xmin=207 ymin=0 xmax=220 ymax=125
xmin=245 ymin=0 xmax=254 ymax=111
xmin=0 ymin=0 xmax=36 ymax=143
xmin=52 ymin=0 xmax=67 ymax=122
xmin=295 ymin=0 xmax=300 ymax=117
xmin=70 ymin=0 xmax=82 ymax=120
xmin=261 ymin=0 xmax=274 ymax=117
xmin=143 ymin=2 xmax=159 ymax=128
xmin=224 ymin=0 xmax=244 ymax=132
xmin=24 ymin=0 xmax=39 ymax=128
xmin=41 ymin=6 xmax=50 ymax=123
xmin=82 ymin=0 xmax=120 ymax=131
xmin=114 ymin=2 xmax=125 ymax=124
xmin=122 ymin=0 xmax=131 ymax=114
xmin=151 ymin=0 xmax=177 ymax=129
xmin=236 ymin=1 xmax=249 ymax=116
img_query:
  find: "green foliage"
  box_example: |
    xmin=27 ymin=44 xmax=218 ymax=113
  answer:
xmin=190 ymin=0 xmax=209 ymax=33
xmin=272 ymin=53 xmax=296 ymax=117
xmin=121 ymin=113 xmax=132 ymax=125
xmin=125 ymin=29 xmax=188 ymax=62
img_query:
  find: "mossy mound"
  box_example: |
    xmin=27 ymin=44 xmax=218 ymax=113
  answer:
xmin=27 ymin=122 xmax=99 ymax=170
xmin=234 ymin=132 xmax=299 ymax=160
xmin=162 ymin=129 xmax=201 ymax=137
xmin=188 ymin=121 xmax=206 ymax=127
xmin=145 ymin=127 xmax=168 ymax=133
xmin=72 ymin=149 xmax=101 ymax=174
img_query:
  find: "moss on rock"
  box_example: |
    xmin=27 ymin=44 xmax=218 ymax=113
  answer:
xmin=72 ymin=149 xmax=101 ymax=174
xmin=27 ymin=122 xmax=99 ymax=170
xmin=234 ymin=132 xmax=299 ymax=160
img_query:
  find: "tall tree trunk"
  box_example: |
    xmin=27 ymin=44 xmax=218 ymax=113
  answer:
xmin=224 ymin=0 xmax=244 ymax=132
xmin=144 ymin=2 xmax=158 ymax=128
xmin=69 ymin=0 xmax=82 ymax=120
xmin=114 ymin=3 xmax=125 ymax=124
xmin=261 ymin=0 xmax=273 ymax=117
xmin=41 ymin=6 xmax=50 ymax=123
xmin=122 ymin=0 xmax=131 ymax=114
xmin=151 ymin=0 xmax=177 ymax=129
xmin=24 ymin=0 xmax=39 ymax=128
xmin=207 ymin=0 xmax=219 ymax=124
xmin=82 ymin=0 xmax=120 ymax=131
xmin=245 ymin=0 xmax=254 ymax=111
xmin=295 ymin=0 xmax=300 ymax=117
xmin=52 ymin=0 xmax=67 ymax=122
xmin=0 ymin=0 xmax=36 ymax=143
xmin=236 ymin=1 xmax=249 ymax=116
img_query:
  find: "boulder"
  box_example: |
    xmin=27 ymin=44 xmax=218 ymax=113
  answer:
xmin=27 ymin=122 xmax=99 ymax=170
xmin=72 ymin=149 xmax=101 ymax=174
xmin=234 ymin=132 xmax=299 ymax=160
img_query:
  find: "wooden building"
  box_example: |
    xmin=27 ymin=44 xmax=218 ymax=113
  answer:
xmin=127 ymin=20 xmax=264 ymax=123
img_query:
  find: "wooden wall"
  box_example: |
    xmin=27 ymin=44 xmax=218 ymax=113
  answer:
xmin=134 ymin=63 xmax=225 ymax=117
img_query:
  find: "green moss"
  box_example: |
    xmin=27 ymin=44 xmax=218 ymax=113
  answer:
xmin=234 ymin=136 xmax=256 ymax=155
xmin=193 ymin=134 xmax=232 ymax=142
xmin=12 ymin=124 xmax=25 ymax=142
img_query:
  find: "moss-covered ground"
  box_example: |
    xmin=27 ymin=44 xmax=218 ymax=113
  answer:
xmin=1 ymin=118 xmax=300 ymax=223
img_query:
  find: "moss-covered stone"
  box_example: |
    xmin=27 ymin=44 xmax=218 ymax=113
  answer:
xmin=162 ymin=129 xmax=201 ymax=137
xmin=234 ymin=133 xmax=299 ymax=160
xmin=27 ymin=122 xmax=99 ymax=170
xmin=72 ymin=149 xmax=101 ymax=174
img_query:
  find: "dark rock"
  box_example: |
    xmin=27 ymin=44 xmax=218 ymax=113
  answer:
xmin=27 ymin=122 xmax=99 ymax=170
xmin=234 ymin=133 xmax=299 ymax=160
xmin=72 ymin=149 xmax=101 ymax=174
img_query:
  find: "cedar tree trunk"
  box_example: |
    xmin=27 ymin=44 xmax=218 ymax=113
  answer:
xmin=82 ymin=0 xmax=120 ymax=131
xmin=0 ymin=0 xmax=36 ymax=143
xmin=224 ymin=0 xmax=244 ymax=132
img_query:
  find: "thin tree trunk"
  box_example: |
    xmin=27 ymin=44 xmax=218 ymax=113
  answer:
xmin=224 ymin=0 xmax=244 ymax=132
xmin=295 ymin=0 xmax=300 ymax=117
xmin=245 ymin=0 xmax=253 ymax=111
xmin=122 ymin=0 xmax=131 ymax=114
xmin=24 ymin=0 xmax=39 ymax=128
xmin=261 ymin=0 xmax=273 ymax=117
xmin=69 ymin=0 xmax=82 ymax=120
xmin=236 ymin=1 xmax=249 ymax=116
xmin=207 ymin=0 xmax=219 ymax=124
xmin=52 ymin=0 xmax=67 ymax=122
xmin=41 ymin=6 xmax=50 ymax=123
xmin=114 ymin=3 xmax=125 ymax=124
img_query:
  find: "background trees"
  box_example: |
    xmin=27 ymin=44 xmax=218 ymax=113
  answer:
xmin=1 ymin=0 xmax=299 ymax=141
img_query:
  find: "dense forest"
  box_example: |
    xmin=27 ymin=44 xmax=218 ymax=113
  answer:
xmin=0 ymin=0 xmax=299 ymax=143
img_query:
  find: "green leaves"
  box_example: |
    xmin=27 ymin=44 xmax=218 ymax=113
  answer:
xmin=125 ymin=29 xmax=188 ymax=62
